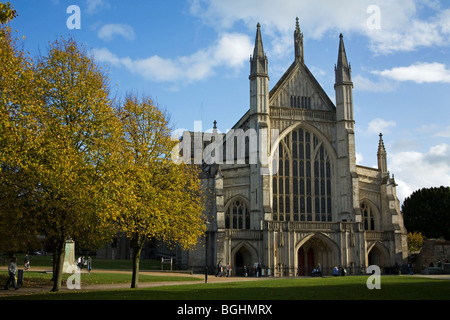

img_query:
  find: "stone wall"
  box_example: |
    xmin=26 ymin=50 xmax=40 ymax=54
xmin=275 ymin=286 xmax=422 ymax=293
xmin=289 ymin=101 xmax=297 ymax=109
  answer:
xmin=413 ymin=239 xmax=450 ymax=273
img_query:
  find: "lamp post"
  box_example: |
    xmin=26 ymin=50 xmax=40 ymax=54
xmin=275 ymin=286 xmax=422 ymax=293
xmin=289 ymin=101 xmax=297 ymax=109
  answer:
xmin=205 ymin=220 xmax=210 ymax=284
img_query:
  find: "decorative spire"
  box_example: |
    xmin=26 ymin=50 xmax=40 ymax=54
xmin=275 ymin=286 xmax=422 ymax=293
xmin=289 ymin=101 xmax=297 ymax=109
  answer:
xmin=294 ymin=17 xmax=304 ymax=64
xmin=377 ymin=133 xmax=388 ymax=173
xmin=378 ymin=133 xmax=386 ymax=153
xmin=250 ymin=22 xmax=268 ymax=79
xmin=253 ymin=23 xmax=264 ymax=59
xmin=335 ymin=33 xmax=352 ymax=84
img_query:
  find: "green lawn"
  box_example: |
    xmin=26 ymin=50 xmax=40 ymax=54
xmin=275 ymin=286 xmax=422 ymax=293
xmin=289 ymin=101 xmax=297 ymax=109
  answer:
xmin=2 ymin=254 xmax=164 ymax=271
xmin=3 ymin=275 xmax=450 ymax=300
xmin=0 ymin=270 xmax=200 ymax=288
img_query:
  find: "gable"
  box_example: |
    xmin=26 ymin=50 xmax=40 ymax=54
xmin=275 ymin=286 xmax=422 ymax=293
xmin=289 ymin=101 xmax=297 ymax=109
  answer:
xmin=269 ymin=62 xmax=335 ymax=112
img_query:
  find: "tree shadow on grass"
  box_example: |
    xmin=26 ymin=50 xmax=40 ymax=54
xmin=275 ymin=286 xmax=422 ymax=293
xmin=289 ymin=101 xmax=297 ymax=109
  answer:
xmin=3 ymin=276 xmax=450 ymax=300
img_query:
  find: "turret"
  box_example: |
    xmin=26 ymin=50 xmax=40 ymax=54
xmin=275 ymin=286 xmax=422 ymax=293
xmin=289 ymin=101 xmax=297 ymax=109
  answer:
xmin=334 ymin=33 xmax=357 ymax=219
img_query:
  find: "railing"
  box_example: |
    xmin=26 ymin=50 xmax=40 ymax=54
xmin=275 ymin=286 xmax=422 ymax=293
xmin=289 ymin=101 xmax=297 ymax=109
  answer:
xmin=225 ymin=229 xmax=263 ymax=240
xmin=365 ymin=231 xmax=391 ymax=241
xmin=227 ymin=223 xmax=389 ymax=241
xmin=265 ymin=221 xmax=364 ymax=232
xmin=270 ymin=106 xmax=336 ymax=122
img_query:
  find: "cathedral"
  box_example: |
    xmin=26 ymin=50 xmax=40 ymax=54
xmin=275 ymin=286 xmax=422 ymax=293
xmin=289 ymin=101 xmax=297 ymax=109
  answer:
xmin=185 ymin=19 xmax=409 ymax=276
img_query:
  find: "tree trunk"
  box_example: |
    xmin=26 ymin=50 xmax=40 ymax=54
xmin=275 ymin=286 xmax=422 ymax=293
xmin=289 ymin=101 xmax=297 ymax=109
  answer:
xmin=51 ymin=245 xmax=57 ymax=282
xmin=51 ymin=241 xmax=65 ymax=292
xmin=131 ymin=237 xmax=144 ymax=289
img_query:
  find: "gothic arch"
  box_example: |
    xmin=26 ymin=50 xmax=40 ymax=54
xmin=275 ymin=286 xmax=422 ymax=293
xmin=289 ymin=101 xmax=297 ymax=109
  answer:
xmin=295 ymin=233 xmax=340 ymax=276
xmin=231 ymin=241 xmax=259 ymax=275
xmin=295 ymin=232 xmax=340 ymax=255
xmin=367 ymin=241 xmax=390 ymax=268
xmin=270 ymin=122 xmax=337 ymax=164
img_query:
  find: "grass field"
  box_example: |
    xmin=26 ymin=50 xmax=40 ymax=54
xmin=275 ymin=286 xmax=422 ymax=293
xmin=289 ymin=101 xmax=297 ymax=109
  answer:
xmin=2 ymin=274 xmax=449 ymax=300
xmin=1 ymin=255 xmax=449 ymax=301
xmin=0 ymin=270 xmax=200 ymax=287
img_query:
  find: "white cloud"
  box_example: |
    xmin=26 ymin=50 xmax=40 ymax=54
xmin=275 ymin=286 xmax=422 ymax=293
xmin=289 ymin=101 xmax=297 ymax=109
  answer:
xmin=434 ymin=126 xmax=450 ymax=138
xmin=368 ymin=118 xmax=396 ymax=135
xmin=189 ymin=0 xmax=450 ymax=55
xmin=98 ymin=24 xmax=135 ymax=42
xmin=356 ymin=152 xmax=364 ymax=164
xmin=353 ymin=74 xmax=395 ymax=92
xmin=92 ymin=32 xmax=253 ymax=84
xmin=85 ymin=0 xmax=110 ymax=14
xmin=372 ymin=62 xmax=450 ymax=83
xmin=390 ymin=143 xmax=450 ymax=202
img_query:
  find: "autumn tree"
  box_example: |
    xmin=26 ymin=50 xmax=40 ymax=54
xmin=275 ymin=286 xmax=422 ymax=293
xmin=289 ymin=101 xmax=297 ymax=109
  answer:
xmin=32 ymin=38 xmax=125 ymax=291
xmin=0 ymin=1 xmax=16 ymax=24
xmin=0 ymin=36 xmax=124 ymax=291
xmin=0 ymin=3 xmax=42 ymax=254
xmin=116 ymin=96 xmax=205 ymax=288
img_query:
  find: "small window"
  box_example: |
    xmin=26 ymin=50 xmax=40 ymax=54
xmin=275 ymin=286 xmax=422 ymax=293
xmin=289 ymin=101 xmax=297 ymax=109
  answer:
xmin=225 ymin=199 xmax=250 ymax=229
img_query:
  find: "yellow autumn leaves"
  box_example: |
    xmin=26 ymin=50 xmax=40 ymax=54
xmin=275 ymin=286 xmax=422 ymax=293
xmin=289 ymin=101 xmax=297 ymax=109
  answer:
xmin=0 ymin=7 xmax=205 ymax=291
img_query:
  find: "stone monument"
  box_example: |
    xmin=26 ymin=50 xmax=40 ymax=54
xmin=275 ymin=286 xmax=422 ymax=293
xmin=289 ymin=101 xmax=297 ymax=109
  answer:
xmin=63 ymin=239 xmax=76 ymax=273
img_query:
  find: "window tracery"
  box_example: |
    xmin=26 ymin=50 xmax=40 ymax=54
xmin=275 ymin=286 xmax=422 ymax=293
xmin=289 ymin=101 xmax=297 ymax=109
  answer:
xmin=273 ymin=128 xmax=332 ymax=222
xmin=361 ymin=202 xmax=375 ymax=231
xmin=225 ymin=199 xmax=250 ymax=229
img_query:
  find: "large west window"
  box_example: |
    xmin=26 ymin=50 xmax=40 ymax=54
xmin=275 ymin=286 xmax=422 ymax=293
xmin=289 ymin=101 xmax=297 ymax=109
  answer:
xmin=272 ymin=128 xmax=332 ymax=222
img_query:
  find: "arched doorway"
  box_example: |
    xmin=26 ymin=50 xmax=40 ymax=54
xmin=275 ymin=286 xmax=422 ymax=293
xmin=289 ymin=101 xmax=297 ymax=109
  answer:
xmin=234 ymin=245 xmax=254 ymax=277
xmin=297 ymin=234 xmax=337 ymax=276
xmin=368 ymin=242 xmax=389 ymax=270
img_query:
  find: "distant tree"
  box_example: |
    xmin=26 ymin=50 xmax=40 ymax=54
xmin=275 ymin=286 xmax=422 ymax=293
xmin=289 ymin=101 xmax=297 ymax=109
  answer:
xmin=402 ymin=186 xmax=450 ymax=240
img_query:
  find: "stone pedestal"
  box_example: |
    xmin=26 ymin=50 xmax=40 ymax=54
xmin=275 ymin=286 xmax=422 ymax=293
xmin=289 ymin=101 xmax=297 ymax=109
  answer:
xmin=63 ymin=240 xmax=76 ymax=273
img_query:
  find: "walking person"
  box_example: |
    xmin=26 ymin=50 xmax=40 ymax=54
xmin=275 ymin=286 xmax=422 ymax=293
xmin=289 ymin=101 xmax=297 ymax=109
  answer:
xmin=216 ymin=261 xmax=222 ymax=277
xmin=4 ymin=257 xmax=19 ymax=290
xmin=226 ymin=262 xmax=231 ymax=277
xmin=408 ymin=262 xmax=413 ymax=275
xmin=24 ymin=253 xmax=30 ymax=270
xmin=87 ymin=256 xmax=92 ymax=273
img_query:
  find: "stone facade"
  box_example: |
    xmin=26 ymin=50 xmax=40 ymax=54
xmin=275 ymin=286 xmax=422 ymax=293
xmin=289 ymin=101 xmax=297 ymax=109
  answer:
xmin=186 ymin=19 xmax=409 ymax=276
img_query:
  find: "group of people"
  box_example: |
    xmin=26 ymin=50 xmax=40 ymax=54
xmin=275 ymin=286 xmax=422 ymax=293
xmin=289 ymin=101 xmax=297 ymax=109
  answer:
xmin=243 ymin=264 xmax=262 ymax=277
xmin=216 ymin=261 xmax=265 ymax=278
xmin=333 ymin=265 xmax=347 ymax=276
xmin=77 ymin=256 xmax=92 ymax=272
xmin=215 ymin=261 xmax=232 ymax=277
xmin=312 ymin=263 xmax=323 ymax=277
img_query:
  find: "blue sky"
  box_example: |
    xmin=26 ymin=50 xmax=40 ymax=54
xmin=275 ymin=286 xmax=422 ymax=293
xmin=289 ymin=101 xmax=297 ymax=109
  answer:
xmin=8 ymin=0 xmax=450 ymax=203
